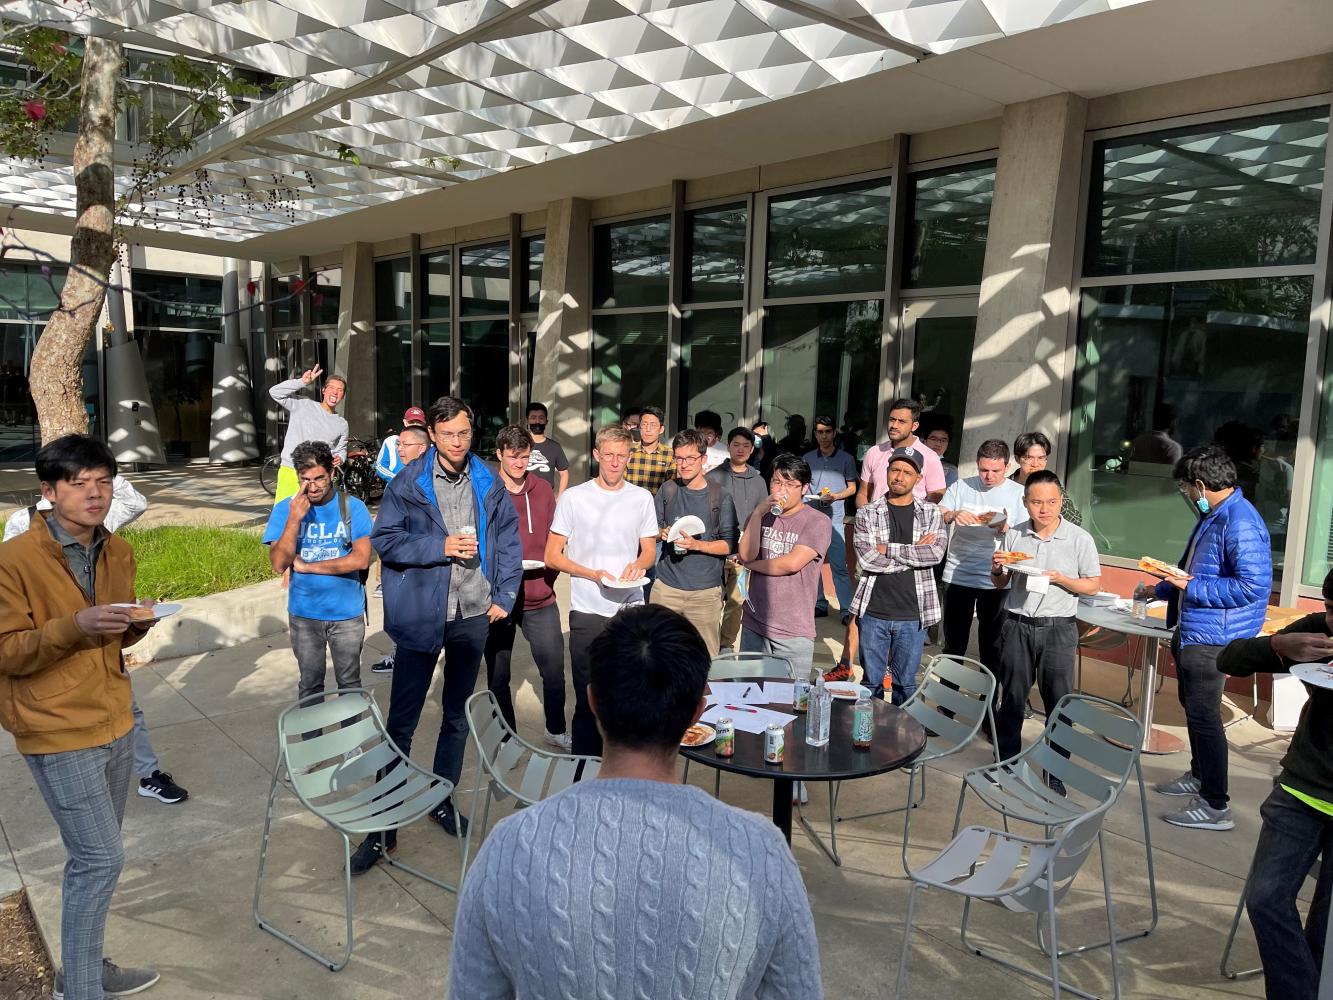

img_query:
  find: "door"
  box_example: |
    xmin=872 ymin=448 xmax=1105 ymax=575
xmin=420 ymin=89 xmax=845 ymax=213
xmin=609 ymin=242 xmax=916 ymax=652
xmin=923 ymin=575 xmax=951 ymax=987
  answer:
xmin=901 ymin=297 xmax=979 ymax=468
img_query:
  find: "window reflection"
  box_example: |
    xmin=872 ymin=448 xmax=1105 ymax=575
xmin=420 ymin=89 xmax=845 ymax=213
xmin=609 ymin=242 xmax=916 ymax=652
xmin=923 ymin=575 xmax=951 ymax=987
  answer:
xmin=592 ymin=313 xmax=667 ymax=430
xmin=522 ymin=236 xmax=544 ymax=313
xmin=681 ymin=308 xmax=743 ymax=429
xmin=904 ymin=162 xmax=995 ymax=288
xmin=424 ymin=252 xmax=450 ymax=320
xmin=460 ymin=243 xmax=510 ymax=316
xmin=593 ymin=217 xmax=670 ymax=309
xmin=460 ymin=319 xmax=509 ymax=451
xmin=375 ymin=258 xmax=412 ymax=322
xmin=765 ymin=180 xmax=890 ymax=298
xmin=686 ymin=205 xmax=746 ymax=303
xmin=374 ymin=324 xmax=412 ymax=439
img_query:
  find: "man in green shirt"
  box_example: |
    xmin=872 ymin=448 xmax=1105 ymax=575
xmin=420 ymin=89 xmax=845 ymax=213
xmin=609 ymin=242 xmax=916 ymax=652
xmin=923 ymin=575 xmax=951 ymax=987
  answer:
xmin=1218 ymin=568 xmax=1333 ymax=998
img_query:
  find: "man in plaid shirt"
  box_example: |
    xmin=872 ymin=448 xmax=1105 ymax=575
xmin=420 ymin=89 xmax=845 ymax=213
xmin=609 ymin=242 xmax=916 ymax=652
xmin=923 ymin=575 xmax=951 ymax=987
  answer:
xmin=850 ymin=447 xmax=945 ymax=704
xmin=625 ymin=406 xmax=676 ymax=494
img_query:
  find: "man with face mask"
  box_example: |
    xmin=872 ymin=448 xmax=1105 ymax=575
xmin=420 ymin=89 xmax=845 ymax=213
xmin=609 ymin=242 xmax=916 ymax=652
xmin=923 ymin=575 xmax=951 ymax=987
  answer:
xmin=525 ymin=402 xmax=570 ymax=499
xmin=1144 ymin=444 xmax=1271 ymax=833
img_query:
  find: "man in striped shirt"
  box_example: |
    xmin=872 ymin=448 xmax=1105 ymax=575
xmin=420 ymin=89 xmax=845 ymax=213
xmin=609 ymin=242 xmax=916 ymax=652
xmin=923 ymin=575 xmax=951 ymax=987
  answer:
xmin=850 ymin=448 xmax=944 ymax=704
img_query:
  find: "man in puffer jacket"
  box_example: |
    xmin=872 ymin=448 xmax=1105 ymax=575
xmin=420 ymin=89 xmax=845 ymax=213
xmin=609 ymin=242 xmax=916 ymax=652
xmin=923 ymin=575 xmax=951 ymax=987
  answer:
xmin=1146 ymin=444 xmax=1271 ymax=832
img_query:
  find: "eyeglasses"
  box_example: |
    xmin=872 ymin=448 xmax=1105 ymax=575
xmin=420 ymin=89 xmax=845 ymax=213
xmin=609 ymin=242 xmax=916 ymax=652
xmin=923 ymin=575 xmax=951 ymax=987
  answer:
xmin=300 ymin=474 xmax=330 ymax=487
xmin=675 ymin=453 xmax=703 ymax=464
xmin=436 ymin=430 xmax=473 ymax=443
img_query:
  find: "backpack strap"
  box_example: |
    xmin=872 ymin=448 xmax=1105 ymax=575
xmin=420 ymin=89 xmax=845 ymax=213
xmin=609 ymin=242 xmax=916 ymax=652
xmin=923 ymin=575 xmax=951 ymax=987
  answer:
xmin=337 ymin=490 xmax=370 ymax=621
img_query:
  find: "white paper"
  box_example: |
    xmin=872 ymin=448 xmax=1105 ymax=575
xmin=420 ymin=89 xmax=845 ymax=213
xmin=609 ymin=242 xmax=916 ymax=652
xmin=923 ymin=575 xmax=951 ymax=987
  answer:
xmin=1025 ymin=573 xmax=1051 ymax=594
xmin=705 ymin=681 xmax=764 ymax=705
xmin=700 ymin=704 xmax=797 ymax=734
xmin=762 ymin=682 xmax=795 ymax=705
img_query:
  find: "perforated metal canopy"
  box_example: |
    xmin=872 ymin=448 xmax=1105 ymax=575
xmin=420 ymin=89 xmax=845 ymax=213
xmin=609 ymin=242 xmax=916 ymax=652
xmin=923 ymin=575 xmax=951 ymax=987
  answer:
xmin=0 ymin=0 xmax=1148 ymax=242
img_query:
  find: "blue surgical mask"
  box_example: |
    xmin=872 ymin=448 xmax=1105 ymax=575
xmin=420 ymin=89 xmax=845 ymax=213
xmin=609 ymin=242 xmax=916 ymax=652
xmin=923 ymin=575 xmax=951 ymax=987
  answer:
xmin=1195 ymin=496 xmax=1211 ymax=516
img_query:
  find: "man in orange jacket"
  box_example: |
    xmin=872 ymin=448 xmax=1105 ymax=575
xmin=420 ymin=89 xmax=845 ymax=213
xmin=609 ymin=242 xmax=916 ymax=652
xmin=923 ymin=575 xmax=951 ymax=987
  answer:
xmin=0 ymin=435 xmax=160 ymax=1000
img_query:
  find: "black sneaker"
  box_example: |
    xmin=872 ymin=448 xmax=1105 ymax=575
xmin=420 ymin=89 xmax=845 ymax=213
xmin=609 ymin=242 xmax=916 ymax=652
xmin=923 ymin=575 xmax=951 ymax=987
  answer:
xmin=349 ymin=833 xmax=396 ymax=876
xmin=429 ymin=798 xmax=470 ymax=838
xmin=138 ymin=770 xmax=188 ymax=804
xmin=1046 ymin=774 xmax=1067 ymax=798
xmin=371 ymin=656 xmax=394 ymax=674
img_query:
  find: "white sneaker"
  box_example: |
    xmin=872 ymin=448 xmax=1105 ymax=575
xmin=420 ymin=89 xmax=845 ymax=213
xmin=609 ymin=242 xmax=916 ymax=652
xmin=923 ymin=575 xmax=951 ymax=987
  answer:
xmin=544 ymin=730 xmax=573 ymax=751
xmin=792 ymin=780 xmax=809 ymax=806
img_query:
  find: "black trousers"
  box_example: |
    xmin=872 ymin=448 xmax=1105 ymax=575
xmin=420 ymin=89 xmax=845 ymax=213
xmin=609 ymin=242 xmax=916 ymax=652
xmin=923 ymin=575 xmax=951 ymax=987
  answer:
xmin=568 ymin=610 xmax=613 ymax=758
xmin=941 ymin=583 xmax=1009 ymax=672
xmin=1173 ymin=641 xmax=1229 ymax=809
xmin=484 ymin=603 xmax=567 ymax=735
xmin=995 ymin=615 xmax=1077 ymax=762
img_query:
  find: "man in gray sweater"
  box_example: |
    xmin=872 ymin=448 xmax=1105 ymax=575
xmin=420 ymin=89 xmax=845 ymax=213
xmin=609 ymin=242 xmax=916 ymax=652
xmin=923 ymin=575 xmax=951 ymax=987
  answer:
xmin=449 ymin=604 xmax=823 ymax=1000
xmin=269 ymin=365 xmax=349 ymax=503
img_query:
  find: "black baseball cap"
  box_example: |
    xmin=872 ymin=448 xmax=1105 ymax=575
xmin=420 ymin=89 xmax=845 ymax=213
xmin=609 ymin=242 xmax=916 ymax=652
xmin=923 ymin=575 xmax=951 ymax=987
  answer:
xmin=888 ymin=446 xmax=923 ymax=473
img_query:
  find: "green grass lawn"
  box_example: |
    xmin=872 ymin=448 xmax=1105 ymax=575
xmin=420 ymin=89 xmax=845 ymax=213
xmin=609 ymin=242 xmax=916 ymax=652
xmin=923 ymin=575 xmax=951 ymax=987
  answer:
xmin=120 ymin=525 xmax=273 ymax=600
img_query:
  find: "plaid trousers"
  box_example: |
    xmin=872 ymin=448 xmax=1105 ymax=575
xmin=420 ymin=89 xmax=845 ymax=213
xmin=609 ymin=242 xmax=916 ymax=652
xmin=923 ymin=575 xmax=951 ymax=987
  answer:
xmin=25 ymin=732 xmax=133 ymax=1000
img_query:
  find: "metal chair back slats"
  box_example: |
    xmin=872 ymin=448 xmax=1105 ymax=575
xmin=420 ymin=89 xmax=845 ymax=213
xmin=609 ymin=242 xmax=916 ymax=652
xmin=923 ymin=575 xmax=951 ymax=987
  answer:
xmin=295 ymin=742 xmax=399 ymax=801
xmin=516 ymin=752 xmax=554 ymax=803
xmin=709 ymin=652 xmax=794 ymax=680
xmin=1058 ymin=695 xmax=1142 ymax=749
xmin=1026 ymin=743 xmax=1116 ymax=804
xmin=902 ymin=699 xmax=973 ymax=752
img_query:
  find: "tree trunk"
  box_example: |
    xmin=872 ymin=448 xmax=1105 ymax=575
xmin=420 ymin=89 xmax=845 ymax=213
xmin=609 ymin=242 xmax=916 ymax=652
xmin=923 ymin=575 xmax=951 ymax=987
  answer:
xmin=28 ymin=38 xmax=121 ymax=444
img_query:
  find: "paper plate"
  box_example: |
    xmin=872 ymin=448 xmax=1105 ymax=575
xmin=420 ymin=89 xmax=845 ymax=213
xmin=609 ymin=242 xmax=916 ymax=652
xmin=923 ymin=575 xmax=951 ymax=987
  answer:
xmin=599 ymin=576 xmax=646 ymax=590
xmin=112 ymin=602 xmax=182 ymax=621
xmin=667 ymin=515 xmax=706 ymax=542
xmin=521 ymin=559 xmax=545 ymax=571
xmin=1007 ymin=564 xmax=1046 ymax=577
xmin=1291 ymin=662 xmax=1333 ymax=691
xmin=681 ymin=723 xmax=716 ymax=747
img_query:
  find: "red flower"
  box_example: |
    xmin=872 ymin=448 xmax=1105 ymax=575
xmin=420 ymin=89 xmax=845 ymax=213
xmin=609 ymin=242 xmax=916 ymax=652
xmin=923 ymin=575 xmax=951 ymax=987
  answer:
xmin=291 ymin=277 xmax=306 ymax=295
xmin=22 ymin=100 xmax=46 ymax=121
xmin=245 ymin=280 xmax=257 ymax=296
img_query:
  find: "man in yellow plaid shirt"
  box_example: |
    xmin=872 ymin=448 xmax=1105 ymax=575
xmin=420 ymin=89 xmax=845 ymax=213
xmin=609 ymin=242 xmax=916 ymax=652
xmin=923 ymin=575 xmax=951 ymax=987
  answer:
xmin=624 ymin=406 xmax=675 ymax=494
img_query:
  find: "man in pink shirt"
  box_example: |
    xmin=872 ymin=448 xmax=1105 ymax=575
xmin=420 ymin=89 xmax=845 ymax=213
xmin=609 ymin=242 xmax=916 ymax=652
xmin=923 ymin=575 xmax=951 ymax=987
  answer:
xmin=858 ymin=398 xmax=947 ymax=506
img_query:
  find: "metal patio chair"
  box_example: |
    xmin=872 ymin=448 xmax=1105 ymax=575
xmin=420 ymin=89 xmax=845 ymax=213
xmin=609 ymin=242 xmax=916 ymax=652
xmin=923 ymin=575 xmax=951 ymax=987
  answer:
xmin=953 ymin=693 xmax=1158 ymax=959
xmin=895 ymin=792 xmax=1125 ymax=1000
xmin=254 ymin=689 xmax=455 ymax=972
xmin=460 ymin=690 xmax=602 ymax=882
xmin=834 ymin=653 xmax=999 ymax=875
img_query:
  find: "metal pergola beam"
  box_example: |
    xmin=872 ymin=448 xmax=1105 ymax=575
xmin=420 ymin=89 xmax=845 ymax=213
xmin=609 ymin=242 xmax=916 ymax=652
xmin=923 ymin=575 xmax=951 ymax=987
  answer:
xmin=760 ymin=0 xmax=931 ymax=61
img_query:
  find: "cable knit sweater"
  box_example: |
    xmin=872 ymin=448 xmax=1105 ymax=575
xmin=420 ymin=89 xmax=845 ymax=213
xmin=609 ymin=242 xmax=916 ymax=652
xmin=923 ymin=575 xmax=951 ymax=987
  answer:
xmin=448 ymin=778 xmax=823 ymax=1000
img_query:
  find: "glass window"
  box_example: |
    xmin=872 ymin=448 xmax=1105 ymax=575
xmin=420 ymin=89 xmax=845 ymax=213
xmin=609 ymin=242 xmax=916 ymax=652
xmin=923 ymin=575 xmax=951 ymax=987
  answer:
xmin=460 ymin=319 xmax=510 ymax=451
xmin=461 ymin=243 xmax=510 ymax=316
xmin=309 ymin=267 xmax=341 ymax=327
xmin=375 ymin=257 xmax=412 ymax=322
xmin=591 ymin=312 xmax=668 ymax=431
xmin=685 ymin=205 xmax=746 ymax=303
xmin=421 ymin=251 xmax=450 ymax=321
xmin=765 ymin=180 xmax=890 ymax=298
xmin=1069 ymin=277 xmax=1311 ymax=569
xmin=759 ymin=300 xmax=882 ymax=450
xmin=132 ymin=272 xmax=222 ymax=331
xmin=269 ymin=275 xmax=300 ymax=329
xmin=909 ymin=312 xmax=978 ymax=466
xmin=135 ymin=329 xmax=218 ymax=460
xmin=1303 ymin=348 xmax=1333 ymax=589
xmin=680 ymin=308 xmax=743 ymax=430
xmin=521 ymin=236 xmax=544 ymax=313
xmin=425 ymin=323 xmax=451 ymax=408
xmin=1085 ymin=107 xmax=1328 ymax=276
xmin=593 ymin=217 xmax=670 ymax=309
xmin=904 ymin=162 xmax=995 ymax=288
xmin=0 ymin=324 xmax=38 ymax=461
xmin=374 ymin=324 xmax=412 ymax=439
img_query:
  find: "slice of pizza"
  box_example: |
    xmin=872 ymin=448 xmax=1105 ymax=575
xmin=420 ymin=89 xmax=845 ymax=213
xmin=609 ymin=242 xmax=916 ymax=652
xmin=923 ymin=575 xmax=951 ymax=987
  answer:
xmin=1139 ymin=555 xmax=1189 ymax=578
xmin=997 ymin=550 xmax=1033 ymax=565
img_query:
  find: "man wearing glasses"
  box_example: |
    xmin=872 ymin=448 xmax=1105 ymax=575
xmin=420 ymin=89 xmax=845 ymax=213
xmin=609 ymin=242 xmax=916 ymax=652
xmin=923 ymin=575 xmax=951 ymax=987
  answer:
xmin=350 ymin=396 xmax=522 ymax=875
xmin=649 ymin=430 xmax=738 ymax=656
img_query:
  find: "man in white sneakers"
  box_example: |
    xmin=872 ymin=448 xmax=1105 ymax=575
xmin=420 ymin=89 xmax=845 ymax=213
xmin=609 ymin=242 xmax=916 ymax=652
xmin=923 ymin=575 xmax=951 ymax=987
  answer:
xmin=546 ymin=425 xmax=658 ymax=757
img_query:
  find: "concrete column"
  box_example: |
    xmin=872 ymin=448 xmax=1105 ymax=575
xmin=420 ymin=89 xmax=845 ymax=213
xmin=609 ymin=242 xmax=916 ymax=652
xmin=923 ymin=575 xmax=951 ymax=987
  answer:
xmin=338 ymin=242 xmax=376 ymax=441
xmin=530 ymin=197 xmax=592 ymax=482
xmin=960 ymin=93 xmax=1087 ymax=474
xmin=208 ymin=257 xmax=259 ymax=463
xmin=104 ymin=257 xmax=166 ymax=466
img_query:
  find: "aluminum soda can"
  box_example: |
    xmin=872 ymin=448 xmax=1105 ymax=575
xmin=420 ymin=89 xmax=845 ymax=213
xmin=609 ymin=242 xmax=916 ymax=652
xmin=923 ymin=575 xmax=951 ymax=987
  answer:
xmin=764 ymin=723 xmax=785 ymax=764
xmin=792 ymin=679 xmax=810 ymax=713
xmin=715 ymin=718 xmax=735 ymax=758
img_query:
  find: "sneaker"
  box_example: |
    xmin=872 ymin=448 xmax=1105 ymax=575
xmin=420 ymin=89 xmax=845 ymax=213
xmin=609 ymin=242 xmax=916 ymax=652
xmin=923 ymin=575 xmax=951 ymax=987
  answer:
xmin=429 ymin=798 xmax=470 ymax=838
xmin=824 ymin=660 xmax=853 ymax=683
xmin=791 ymin=780 xmax=809 ymax=806
xmin=718 ymin=646 xmax=734 ymax=655
xmin=137 ymin=770 xmax=187 ymax=804
xmin=841 ymin=612 xmax=852 ymax=627
xmin=544 ymin=730 xmax=573 ymax=751
xmin=1045 ymin=774 xmax=1067 ymax=798
xmin=1163 ymin=796 xmax=1234 ymax=831
xmin=372 ymin=584 xmax=383 ymax=599
xmin=55 ymin=957 xmax=160 ymax=998
xmin=349 ymin=833 xmax=396 ymax=876
xmin=814 ymin=607 xmax=830 ymax=619
xmin=1155 ymin=770 xmax=1202 ymax=797
xmin=371 ymin=656 xmax=395 ymax=674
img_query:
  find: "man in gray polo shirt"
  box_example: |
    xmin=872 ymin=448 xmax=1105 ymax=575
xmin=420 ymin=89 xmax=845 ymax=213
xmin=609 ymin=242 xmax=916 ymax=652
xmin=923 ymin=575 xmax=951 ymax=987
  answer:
xmin=990 ymin=470 xmax=1101 ymax=773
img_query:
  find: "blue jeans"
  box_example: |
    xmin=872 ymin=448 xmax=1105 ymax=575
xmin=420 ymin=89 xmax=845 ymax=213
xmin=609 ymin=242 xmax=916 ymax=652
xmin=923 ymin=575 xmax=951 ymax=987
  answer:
xmin=816 ymin=518 xmax=852 ymax=617
xmin=25 ymin=732 xmax=134 ymax=1000
xmin=857 ymin=615 xmax=926 ymax=705
xmin=1247 ymin=785 xmax=1333 ymax=999
xmin=130 ymin=696 xmax=159 ymax=778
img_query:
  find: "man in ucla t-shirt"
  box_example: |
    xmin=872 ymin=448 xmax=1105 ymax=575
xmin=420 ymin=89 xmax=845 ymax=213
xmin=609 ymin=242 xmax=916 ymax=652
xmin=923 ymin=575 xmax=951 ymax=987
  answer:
xmin=263 ymin=439 xmax=373 ymax=701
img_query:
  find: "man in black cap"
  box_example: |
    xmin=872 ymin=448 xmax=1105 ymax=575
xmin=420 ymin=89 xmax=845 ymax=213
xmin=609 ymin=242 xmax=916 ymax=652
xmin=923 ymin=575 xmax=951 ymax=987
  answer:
xmin=848 ymin=447 xmax=945 ymax=704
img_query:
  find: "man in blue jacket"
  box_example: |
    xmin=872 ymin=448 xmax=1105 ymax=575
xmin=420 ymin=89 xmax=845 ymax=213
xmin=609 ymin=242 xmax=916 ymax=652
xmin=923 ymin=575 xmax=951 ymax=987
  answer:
xmin=351 ymin=396 xmax=522 ymax=874
xmin=1146 ymin=444 xmax=1271 ymax=832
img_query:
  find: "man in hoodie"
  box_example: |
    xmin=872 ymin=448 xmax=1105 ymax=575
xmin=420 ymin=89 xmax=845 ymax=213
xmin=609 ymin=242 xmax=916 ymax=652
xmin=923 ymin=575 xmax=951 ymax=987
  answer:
xmin=351 ymin=396 xmax=523 ymax=874
xmin=485 ymin=425 xmax=569 ymax=749
xmin=708 ymin=427 xmax=767 ymax=653
xmin=1217 ymin=569 xmax=1333 ymax=1000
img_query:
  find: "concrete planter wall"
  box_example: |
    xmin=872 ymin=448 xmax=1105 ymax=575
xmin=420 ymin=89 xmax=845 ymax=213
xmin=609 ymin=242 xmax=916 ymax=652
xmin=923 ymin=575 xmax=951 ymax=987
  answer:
xmin=124 ymin=577 xmax=288 ymax=665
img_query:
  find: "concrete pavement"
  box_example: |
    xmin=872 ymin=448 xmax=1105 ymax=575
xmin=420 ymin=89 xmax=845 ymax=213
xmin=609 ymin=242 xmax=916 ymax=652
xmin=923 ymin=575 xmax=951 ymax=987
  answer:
xmin=0 ymin=596 xmax=1284 ymax=999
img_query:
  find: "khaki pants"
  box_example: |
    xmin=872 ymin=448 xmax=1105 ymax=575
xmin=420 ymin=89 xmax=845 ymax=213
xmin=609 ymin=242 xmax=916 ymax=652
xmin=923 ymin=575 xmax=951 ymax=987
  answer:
xmin=650 ymin=579 xmax=723 ymax=657
xmin=720 ymin=561 xmax=745 ymax=652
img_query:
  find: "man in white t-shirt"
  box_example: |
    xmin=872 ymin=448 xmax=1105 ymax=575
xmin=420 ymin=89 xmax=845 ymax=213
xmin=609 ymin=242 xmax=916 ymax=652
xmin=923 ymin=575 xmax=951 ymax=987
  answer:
xmin=857 ymin=398 xmax=947 ymax=506
xmin=937 ymin=438 xmax=1026 ymax=676
xmin=546 ymin=425 xmax=658 ymax=757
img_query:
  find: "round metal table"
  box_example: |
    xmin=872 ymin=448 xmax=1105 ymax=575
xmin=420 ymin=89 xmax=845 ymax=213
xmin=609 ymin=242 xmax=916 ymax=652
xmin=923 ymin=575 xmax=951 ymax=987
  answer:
xmin=680 ymin=682 xmax=927 ymax=864
xmin=1076 ymin=603 xmax=1184 ymax=755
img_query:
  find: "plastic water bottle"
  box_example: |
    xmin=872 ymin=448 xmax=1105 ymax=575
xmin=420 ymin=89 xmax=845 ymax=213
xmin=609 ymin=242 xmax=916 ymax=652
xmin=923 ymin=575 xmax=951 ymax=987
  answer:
xmin=806 ymin=676 xmax=831 ymax=748
xmin=1132 ymin=583 xmax=1151 ymax=620
xmin=852 ymin=690 xmax=873 ymax=750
